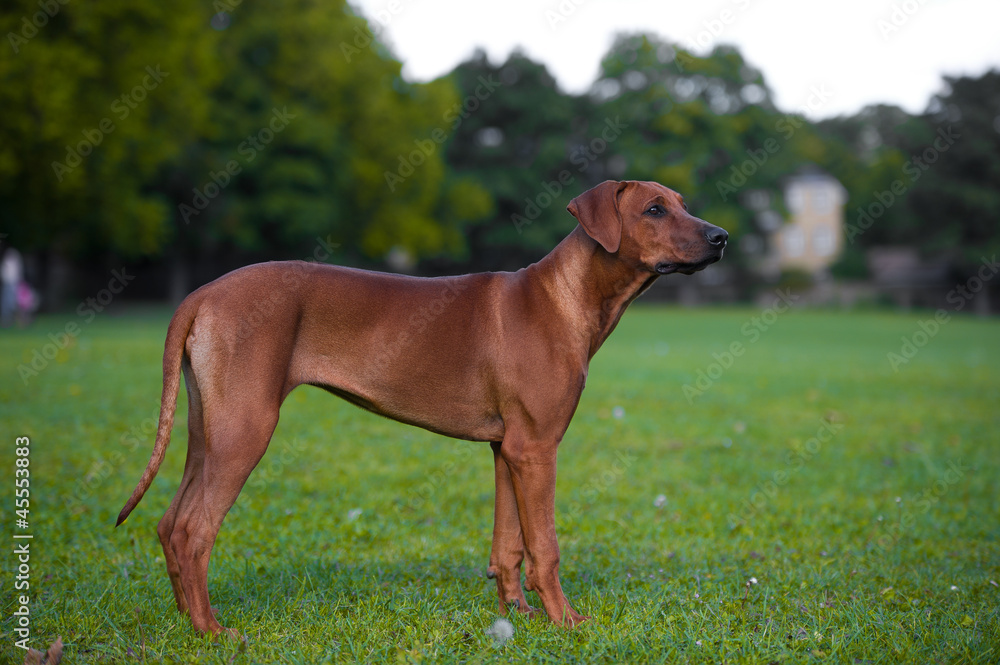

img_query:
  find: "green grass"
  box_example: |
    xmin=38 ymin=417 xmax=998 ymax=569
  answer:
xmin=1 ymin=304 xmax=998 ymax=663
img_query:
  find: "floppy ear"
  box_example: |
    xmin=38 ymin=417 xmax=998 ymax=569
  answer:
xmin=567 ymin=180 xmax=629 ymax=253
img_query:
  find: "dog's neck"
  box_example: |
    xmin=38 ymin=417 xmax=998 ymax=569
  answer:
xmin=526 ymin=226 xmax=657 ymax=359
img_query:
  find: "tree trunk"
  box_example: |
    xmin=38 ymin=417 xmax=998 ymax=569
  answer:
xmin=43 ymin=250 xmax=73 ymax=312
xmin=169 ymin=250 xmax=189 ymax=306
xmin=974 ymin=286 xmax=992 ymax=317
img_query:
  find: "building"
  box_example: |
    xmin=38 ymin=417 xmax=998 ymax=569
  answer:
xmin=769 ymin=171 xmax=847 ymax=275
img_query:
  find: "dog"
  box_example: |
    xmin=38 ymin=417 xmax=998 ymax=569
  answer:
xmin=116 ymin=179 xmax=727 ymax=636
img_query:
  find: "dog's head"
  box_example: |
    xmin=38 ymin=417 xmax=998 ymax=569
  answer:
xmin=567 ymin=180 xmax=727 ymax=275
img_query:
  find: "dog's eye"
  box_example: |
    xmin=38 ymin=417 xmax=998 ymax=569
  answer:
xmin=645 ymin=205 xmax=665 ymax=216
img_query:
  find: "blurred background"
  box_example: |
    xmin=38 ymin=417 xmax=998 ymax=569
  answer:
xmin=1 ymin=0 xmax=999 ymax=316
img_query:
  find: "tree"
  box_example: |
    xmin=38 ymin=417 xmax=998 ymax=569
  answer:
xmin=818 ymin=72 xmax=1000 ymax=288
xmin=0 ymin=0 xmax=492 ymax=302
xmin=437 ymin=49 xmax=586 ymax=271
xmin=0 ymin=0 xmax=219 ymax=301
xmin=143 ymin=0 xmax=493 ymax=293
xmin=904 ymin=71 xmax=1000 ymax=275
xmin=588 ymin=33 xmax=824 ymax=278
xmin=815 ymin=104 xmax=925 ymax=273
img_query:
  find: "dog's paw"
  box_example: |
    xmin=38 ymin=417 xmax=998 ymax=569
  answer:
xmin=506 ymin=598 xmax=542 ymax=617
xmin=562 ymin=609 xmax=590 ymax=628
xmin=224 ymin=627 xmax=248 ymax=646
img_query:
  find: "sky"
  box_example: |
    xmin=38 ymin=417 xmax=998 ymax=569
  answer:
xmin=348 ymin=0 xmax=1000 ymax=120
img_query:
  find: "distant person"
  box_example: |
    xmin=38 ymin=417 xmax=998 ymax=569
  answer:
xmin=17 ymin=276 xmax=39 ymax=324
xmin=1 ymin=245 xmax=25 ymax=327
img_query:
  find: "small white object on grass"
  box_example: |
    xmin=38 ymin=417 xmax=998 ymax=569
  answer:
xmin=653 ymin=494 xmax=667 ymax=508
xmin=486 ymin=617 xmax=514 ymax=646
xmin=612 ymin=406 xmax=625 ymax=419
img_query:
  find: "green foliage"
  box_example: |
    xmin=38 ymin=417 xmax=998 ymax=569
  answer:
xmin=819 ymin=75 xmax=1000 ymax=281
xmin=441 ymin=50 xmax=586 ymax=269
xmin=1 ymin=12 xmax=996 ymax=284
xmin=776 ymin=268 xmax=815 ymax=292
xmin=164 ymin=0 xmax=482 ymax=264
xmin=0 ymin=0 xmax=219 ymax=258
xmin=2 ymin=307 xmax=997 ymax=662
xmin=587 ymin=34 xmax=829 ymax=271
xmin=0 ymin=0 xmax=482 ymax=268
xmin=904 ymin=72 xmax=1000 ymax=272
xmin=816 ymin=105 xmax=925 ymax=251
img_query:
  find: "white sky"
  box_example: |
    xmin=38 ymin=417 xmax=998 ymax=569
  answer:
xmin=348 ymin=0 xmax=1000 ymax=119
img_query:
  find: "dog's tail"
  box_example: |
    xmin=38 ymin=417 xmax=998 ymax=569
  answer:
xmin=115 ymin=296 xmax=200 ymax=527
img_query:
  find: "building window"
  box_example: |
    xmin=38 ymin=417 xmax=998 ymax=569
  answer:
xmin=783 ymin=226 xmax=805 ymax=257
xmin=756 ymin=210 xmax=782 ymax=232
xmin=813 ymin=188 xmax=832 ymax=213
xmin=745 ymin=189 xmax=770 ymax=211
xmin=813 ymin=225 xmax=836 ymax=256
xmin=786 ymin=187 xmax=805 ymax=214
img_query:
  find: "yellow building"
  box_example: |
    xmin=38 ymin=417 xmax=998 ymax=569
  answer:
xmin=770 ymin=171 xmax=847 ymax=274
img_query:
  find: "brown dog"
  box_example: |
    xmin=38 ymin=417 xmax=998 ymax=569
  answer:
xmin=116 ymin=179 xmax=727 ymax=635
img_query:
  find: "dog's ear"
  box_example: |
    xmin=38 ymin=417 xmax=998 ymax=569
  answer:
xmin=567 ymin=180 xmax=629 ymax=253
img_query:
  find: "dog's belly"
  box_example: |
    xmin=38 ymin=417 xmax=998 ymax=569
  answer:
xmin=307 ymin=379 xmax=505 ymax=442
xmin=285 ymin=263 xmax=508 ymax=442
xmin=295 ymin=330 xmax=507 ymax=442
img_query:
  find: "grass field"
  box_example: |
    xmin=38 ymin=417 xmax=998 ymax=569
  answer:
xmin=1 ymin=304 xmax=998 ymax=663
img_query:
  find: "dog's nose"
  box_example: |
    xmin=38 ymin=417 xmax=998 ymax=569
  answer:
xmin=705 ymin=226 xmax=728 ymax=247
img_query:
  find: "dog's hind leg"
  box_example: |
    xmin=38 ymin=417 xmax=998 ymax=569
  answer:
xmin=167 ymin=387 xmax=281 ymax=636
xmin=156 ymin=358 xmax=204 ymax=615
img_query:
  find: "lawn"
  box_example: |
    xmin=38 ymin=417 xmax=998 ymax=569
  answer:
xmin=1 ymin=303 xmax=997 ymax=663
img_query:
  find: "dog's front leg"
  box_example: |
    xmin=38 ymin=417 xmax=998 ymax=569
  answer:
xmin=498 ymin=434 xmax=589 ymax=627
xmin=487 ymin=441 xmax=539 ymax=617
